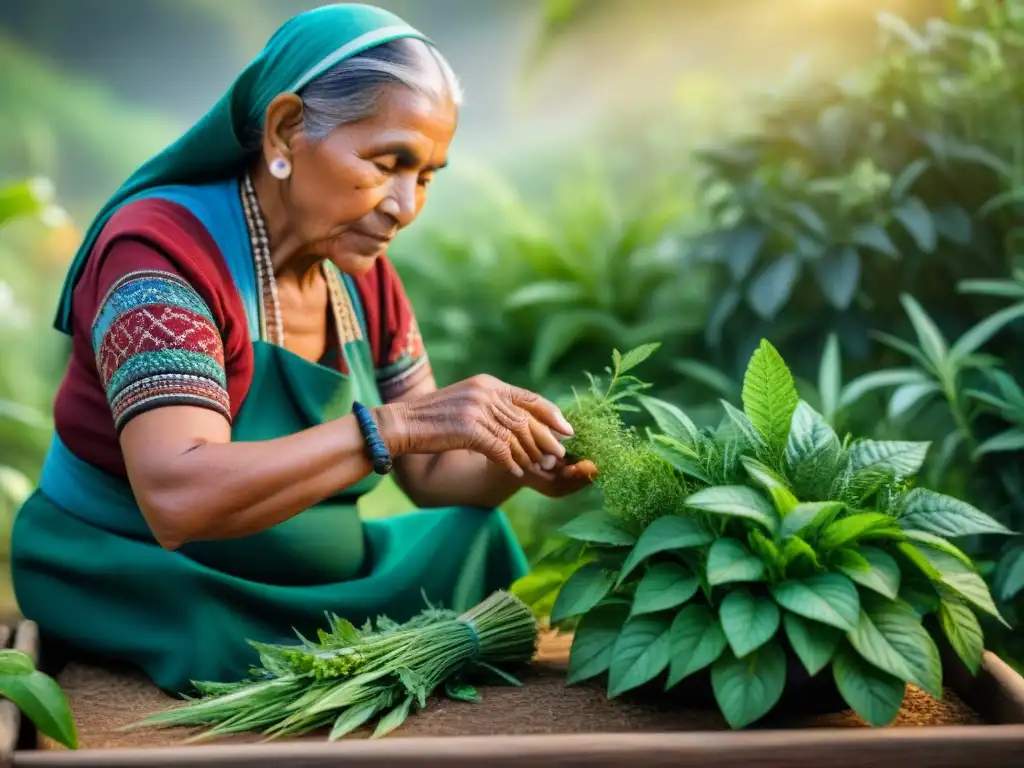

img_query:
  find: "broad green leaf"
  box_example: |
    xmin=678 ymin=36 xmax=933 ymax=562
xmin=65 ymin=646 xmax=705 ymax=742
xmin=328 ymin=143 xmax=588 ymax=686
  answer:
xmin=891 ymin=157 xmax=930 ymax=200
xmin=887 ymin=381 xmax=940 ymax=420
xmin=650 ymin=435 xmax=712 ymax=484
xmin=770 ymin=574 xmax=860 ymax=631
xmin=873 ymin=339 xmax=935 ymax=381
xmin=685 ymin=485 xmax=779 ymax=534
xmin=746 ymin=253 xmax=801 ymax=321
xmin=559 ymin=510 xmax=638 ymax=546
xmin=719 ymin=588 xmax=781 ymax=658
xmin=846 ymin=439 xmax=930 ymax=477
xmin=0 ymin=653 xmax=77 ymax=749
xmin=781 ymin=501 xmax=843 ymax=540
xmin=371 ymin=695 xmax=414 ymax=739
xmin=747 ymin=529 xmax=782 ymax=568
xmin=950 ymin=303 xmax=1024 ymax=361
xmin=818 ymin=334 xmax=842 ymax=422
xmin=551 ymin=564 xmax=616 ymax=622
xmin=711 ymin=640 xmax=787 ymax=729
xmin=898 ymin=488 xmax=1012 ymax=538
xmin=819 ymin=513 xmax=902 ymax=551
xmin=740 ymin=456 xmax=798 ymax=515
xmin=616 ymin=343 xmax=661 ymax=375
xmin=899 ymin=293 xmax=946 ymax=367
xmin=937 ymin=593 xmax=983 ymax=675
xmin=847 ymin=596 xmax=943 ymax=697
xmin=783 ymin=613 xmax=840 ymax=676
xmin=632 ymin=562 xmax=699 ymax=616
xmin=444 ymin=682 xmax=481 ymax=703
xmin=720 ymin=400 xmax=767 ymax=450
xmin=838 ymin=368 xmax=929 ymax=411
xmin=894 ymin=198 xmax=938 ymax=254
xmin=566 ymin=602 xmax=630 ymax=685
xmin=789 ymin=201 xmax=828 ymax=236
xmin=899 ymin=543 xmax=1005 ymax=624
xmin=607 ymin=615 xmax=672 ymax=697
xmin=706 ymin=538 xmax=765 ymax=586
xmin=814 ymin=246 xmax=860 ymax=310
xmin=666 ymin=605 xmax=728 ymax=687
xmin=834 ymin=547 xmax=900 ymax=599
xmin=781 ymin=536 xmax=820 ymax=573
xmin=902 ymin=530 xmax=974 ymax=568
xmin=785 ymin=402 xmax=843 ymax=499
xmin=996 ymin=546 xmax=1024 ymax=602
xmin=832 ymin=644 xmax=905 ymax=727
xmin=721 ymin=220 xmax=767 ymax=280
xmin=617 ymin=516 xmax=715 ymax=586
xmin=0 ymin=650 xmax=35 ymax=676
xmin=836 ymin=468 xmax=897 ymax=506
xmin=329 ymin=700 xmax=381 ymax=740
xmin=638 ymin=394 xmax=699 ymax=443
xmin=850 ymin=222 xmax=899 ymax=259
xmin=742 ymin=339 xmax=800 ymax=454
xmin=958 ymin=276 xmax=1024 ymax=298
xmin=503 ymin=280 xmax=586 ymax=310
xmin=975 ymin=427 xmax=1024 ymax=458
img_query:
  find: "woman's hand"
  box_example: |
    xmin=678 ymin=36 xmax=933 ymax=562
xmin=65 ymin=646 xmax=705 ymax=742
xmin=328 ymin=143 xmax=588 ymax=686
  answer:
xmin=530 ymin=457 xmax=599 ymax=498
xmin=373 ymin=374 xmax=574 ymax=479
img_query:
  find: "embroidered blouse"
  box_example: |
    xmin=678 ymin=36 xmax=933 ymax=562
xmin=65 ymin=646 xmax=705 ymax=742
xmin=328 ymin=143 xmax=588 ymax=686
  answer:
xmin=53 ymin=195 xmax=432 ymax=478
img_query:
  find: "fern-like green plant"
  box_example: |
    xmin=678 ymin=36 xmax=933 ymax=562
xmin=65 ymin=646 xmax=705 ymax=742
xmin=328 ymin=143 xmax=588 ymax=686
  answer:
xmin=551 ymin=340 xmax=1016 ymax=729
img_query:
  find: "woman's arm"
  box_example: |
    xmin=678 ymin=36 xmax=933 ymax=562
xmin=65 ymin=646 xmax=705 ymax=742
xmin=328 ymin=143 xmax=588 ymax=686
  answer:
xmin=122 ymin=374 xmax=580 ymax=549
xmin=121 ymin=406 xmax=378 ymax=549
xmin=388 ymin=375 xmax=595 ymax=509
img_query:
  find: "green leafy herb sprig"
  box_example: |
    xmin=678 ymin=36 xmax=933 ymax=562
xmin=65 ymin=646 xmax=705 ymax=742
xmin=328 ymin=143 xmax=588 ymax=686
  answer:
xmin=553 ymin=340 xmax=1017 ymax=729
xmin=0 ymin=647 xmax=77 ymax=749
xmin=134 ymin=591 xmax=538 ymax=741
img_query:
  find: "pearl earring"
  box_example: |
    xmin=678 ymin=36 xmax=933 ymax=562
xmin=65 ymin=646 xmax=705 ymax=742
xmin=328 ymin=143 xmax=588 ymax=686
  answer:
xmin=269 ymin=157 xmax=291 ymax=179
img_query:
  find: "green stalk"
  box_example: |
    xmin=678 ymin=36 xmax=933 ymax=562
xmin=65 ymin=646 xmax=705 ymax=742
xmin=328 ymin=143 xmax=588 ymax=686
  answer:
xmin=131 ymin=591 xmax=537 ymax=741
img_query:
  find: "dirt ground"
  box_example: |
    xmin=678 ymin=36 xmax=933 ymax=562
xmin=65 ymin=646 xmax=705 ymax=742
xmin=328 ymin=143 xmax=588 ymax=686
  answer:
xmin=40 ymin=632 xmax=983 ymax=750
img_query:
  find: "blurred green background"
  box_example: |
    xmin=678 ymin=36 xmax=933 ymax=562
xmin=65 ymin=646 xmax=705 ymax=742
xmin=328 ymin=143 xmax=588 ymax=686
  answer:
xmin=3 ymin=0 xmax=1024 ymax=667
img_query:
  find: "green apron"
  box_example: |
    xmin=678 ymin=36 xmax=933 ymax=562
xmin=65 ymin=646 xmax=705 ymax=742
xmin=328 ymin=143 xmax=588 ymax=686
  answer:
xmin=11 ymin=182 xmax=528 ymax=695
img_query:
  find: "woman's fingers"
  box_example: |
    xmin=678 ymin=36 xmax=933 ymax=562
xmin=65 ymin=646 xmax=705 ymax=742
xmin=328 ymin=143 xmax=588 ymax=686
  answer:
xmin=506 ymin=386 xmax=574 ymax=437
xmin=493 ymin=399 xmax=544 ymax=465
xmin=529 ymin=416 xmax=565 ymax=465
xmin=478 ymin=414 xmax=553 ymax=480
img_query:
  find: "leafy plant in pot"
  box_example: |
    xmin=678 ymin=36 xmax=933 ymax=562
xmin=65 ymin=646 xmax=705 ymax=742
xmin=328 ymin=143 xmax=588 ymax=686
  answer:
xmin=550 ymin=341 xmax=1016 ymax=728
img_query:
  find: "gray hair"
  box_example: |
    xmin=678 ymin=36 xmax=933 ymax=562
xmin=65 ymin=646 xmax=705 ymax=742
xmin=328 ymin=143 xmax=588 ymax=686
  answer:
xmin=299 ymin=37 xmax=463 ymax=141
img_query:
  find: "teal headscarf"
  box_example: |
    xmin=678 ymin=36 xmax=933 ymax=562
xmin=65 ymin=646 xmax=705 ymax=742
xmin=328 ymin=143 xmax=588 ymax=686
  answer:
xmin=54 ymin=3 xmax=430 ymax=335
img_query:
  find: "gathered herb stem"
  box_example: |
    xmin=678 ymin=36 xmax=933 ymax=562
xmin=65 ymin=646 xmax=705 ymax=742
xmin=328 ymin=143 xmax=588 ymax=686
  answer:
xmin=133 ymin=591 xmax=537 ymax=741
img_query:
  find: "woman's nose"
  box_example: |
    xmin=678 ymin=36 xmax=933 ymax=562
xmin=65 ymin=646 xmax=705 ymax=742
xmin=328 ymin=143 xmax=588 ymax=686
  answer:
xmin=378 ymin=176 xmax=418 ymax=228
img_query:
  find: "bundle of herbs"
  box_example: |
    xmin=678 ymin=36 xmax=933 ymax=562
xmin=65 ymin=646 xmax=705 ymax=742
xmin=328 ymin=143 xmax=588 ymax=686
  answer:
xmin=134 ymin=590 xmax=537 ymax=741
xmin=552 ymin=341 xmax=1017 ymax=728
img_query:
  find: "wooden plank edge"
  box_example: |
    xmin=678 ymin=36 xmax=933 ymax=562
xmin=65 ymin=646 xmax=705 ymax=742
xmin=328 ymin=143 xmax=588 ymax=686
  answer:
xmin=946 ymin=647 xmax=1024 ymax=725
xmin=12 ymin=725 xmax=1024 ymax=768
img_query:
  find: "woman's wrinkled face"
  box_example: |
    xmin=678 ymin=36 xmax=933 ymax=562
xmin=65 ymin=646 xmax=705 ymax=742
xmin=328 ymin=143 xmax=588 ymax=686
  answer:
xmin=265 ymin=84 xmax=457 ymax=276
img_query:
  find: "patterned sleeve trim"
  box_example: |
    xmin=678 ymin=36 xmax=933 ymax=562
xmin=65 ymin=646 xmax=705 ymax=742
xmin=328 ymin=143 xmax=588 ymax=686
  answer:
xmin=91 ymin=269 xmax=230 ymax=431
xmin=376 ymin=315 xmax=432 ymax=402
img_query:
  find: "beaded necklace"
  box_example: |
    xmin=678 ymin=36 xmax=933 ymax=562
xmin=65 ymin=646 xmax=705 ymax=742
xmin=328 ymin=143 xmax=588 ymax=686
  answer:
xmin=239 ymin=172 xmax=362 ymax=363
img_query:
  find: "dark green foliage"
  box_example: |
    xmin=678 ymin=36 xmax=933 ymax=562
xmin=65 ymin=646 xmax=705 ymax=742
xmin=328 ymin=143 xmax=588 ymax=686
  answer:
xmin=554 ymin=343 xmax=1016 ymax=729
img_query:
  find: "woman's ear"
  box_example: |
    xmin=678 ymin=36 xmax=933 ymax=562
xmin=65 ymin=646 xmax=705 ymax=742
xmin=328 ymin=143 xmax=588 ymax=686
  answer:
xmin=262 ymin=93 xmax=306 ymax=165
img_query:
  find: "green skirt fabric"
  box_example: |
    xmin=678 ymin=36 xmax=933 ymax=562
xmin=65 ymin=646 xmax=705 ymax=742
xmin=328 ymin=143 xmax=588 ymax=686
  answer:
xmin=12 ymin=491 xmax=527 ymax=693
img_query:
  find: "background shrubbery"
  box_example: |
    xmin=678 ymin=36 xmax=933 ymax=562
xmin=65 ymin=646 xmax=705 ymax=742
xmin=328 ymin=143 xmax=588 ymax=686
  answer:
xmin=2 ymin=0 xmax=1023 ymax=664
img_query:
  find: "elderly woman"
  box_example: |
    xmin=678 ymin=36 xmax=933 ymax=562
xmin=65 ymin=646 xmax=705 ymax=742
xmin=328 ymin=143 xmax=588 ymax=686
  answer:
xmin=11 ymin=3 xmax=595 ymax=694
